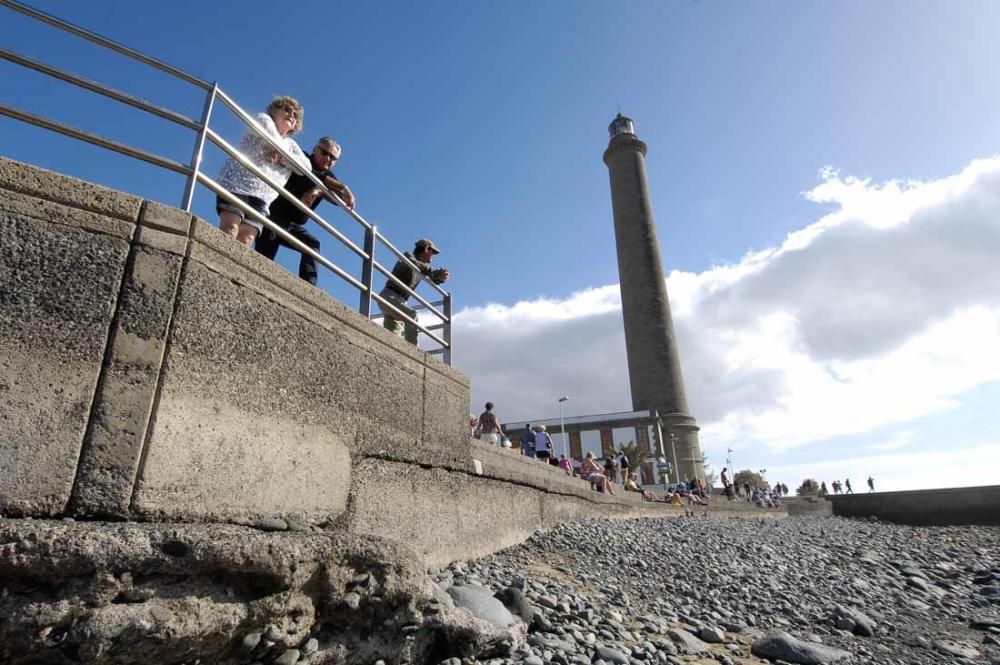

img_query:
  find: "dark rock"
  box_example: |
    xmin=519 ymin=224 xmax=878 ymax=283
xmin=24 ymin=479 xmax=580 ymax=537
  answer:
xmin=253 ymin=518 xmax=288 ymax=532
xmin=495 ymin=586 xmax=534 ymax=623
xmin=698 ymin=626 xmax=725 ymax=643
xmin=273 ymin=649 xmax=299 ymax=665
xmin=595 ymin=646 xmax=630 ymax=664
xmin=666 ymin=628 xmax=706 ymax=655
xmin=750 ymin=631 xmax=850 ymax=664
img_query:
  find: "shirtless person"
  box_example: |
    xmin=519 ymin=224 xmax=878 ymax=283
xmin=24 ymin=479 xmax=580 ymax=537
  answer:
xmin=581 ymin=452 xmax=615 ymax=495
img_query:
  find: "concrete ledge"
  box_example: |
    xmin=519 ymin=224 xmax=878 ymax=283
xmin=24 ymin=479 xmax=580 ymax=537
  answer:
xmin=829 ymin=485 xmax=1000 ymax=526
xmin=0 ymin=156 xmax=142 ymax=223
xmin=344 ymin=457 xmax=684 ymax=567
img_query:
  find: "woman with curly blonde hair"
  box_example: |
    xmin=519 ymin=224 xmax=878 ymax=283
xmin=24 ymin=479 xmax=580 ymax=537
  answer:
xmin=216 ymin=95 xmax=311 ymax=245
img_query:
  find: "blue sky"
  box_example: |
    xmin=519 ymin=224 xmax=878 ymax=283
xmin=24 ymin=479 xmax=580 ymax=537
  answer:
xmin=4 ymin=1 xmax=1000 ymax=491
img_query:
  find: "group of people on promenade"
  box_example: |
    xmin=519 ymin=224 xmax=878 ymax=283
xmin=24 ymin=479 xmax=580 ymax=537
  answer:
xmin=214 ymin=95 xmax=448 ymax=344
xmin=719 ymin=468 xmax=785 ymax=508
xmin=471 ymin=403 xmax=713 ymax=505
xmin=820 ymin=477 xmax=875 ymax=495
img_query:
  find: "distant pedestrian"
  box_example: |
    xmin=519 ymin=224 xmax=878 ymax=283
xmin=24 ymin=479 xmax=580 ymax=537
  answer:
xmin=476 ymin=402 xmax=501 ymax=445
xmin=604 ymin=456 xmax=617 ymax=483
xmin=845 ymin=478 xmax=854 ymax=494
xmin=744 ymin=482 xmax=752 ymax=501
xmin=617 ymin=448 xmax=630 ymax=482
xmin=520 ymin=424 xmax=536 ymax=458
xmin=867 ymin=476 xmax=875 ymax=492
xmin=533 ymin=425 xmax=553 ymax=462
xmin=820 ymin=481 xmax=828 ymax=495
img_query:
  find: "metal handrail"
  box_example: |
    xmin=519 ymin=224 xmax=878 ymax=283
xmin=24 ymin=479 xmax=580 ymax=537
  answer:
xmin=0 ymin=0 xmax=212 ymax=90
xmin=0 ymin=103 xmax=193 ymax=174
xmin=0 ymin=0 xmax=453 ymax=363
xmin=0 ymin=49 xmax=201 ymax=130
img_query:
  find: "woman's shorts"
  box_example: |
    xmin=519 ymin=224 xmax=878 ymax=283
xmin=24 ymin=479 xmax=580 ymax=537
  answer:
xmin=536 ymin=450 xmax=550 ymax=460
xmin=480 ymin=432 xmax=499 ymax=445
xmin=216 ymin=193 xmax=269 ymax=230
xmin=588 ymin=472 xmax=602 ymax=482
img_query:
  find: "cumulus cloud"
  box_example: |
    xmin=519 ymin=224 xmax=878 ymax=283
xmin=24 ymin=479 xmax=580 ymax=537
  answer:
xmin=451 ymin=156 xmax=1000 ymax=457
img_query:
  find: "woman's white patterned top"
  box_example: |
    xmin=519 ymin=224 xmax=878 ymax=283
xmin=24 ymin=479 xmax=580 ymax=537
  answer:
xmin=216 ymin=112 xmax=310 ymax=206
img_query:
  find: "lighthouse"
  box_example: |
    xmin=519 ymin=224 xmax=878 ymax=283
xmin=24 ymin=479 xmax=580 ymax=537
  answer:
xmin=603 ymin=114 xmax=703 ymax=482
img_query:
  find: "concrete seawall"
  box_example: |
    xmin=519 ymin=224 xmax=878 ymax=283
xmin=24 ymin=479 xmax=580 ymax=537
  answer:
xmin=829 ymin=485 xmax=1000 ymax=526
xmin=0 ymin=157 xmax=782 ymax=568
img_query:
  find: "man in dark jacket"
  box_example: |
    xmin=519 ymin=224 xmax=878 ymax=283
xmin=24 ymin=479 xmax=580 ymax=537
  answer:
xmin=255 ymin=137 xmax=355 ymax=285
xmin=379 ymin=238 xmax=449 ymax=344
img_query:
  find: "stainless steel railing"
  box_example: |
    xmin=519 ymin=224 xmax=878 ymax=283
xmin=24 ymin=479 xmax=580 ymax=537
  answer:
xmin=0 ymin=0 xmax=452 ymax=364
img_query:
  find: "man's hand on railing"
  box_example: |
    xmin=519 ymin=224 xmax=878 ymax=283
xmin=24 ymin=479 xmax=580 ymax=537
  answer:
xmin=431 ymin=267 xmax=450 ymax=284
xmin=322 ymin=175 xmax=355 ymax=211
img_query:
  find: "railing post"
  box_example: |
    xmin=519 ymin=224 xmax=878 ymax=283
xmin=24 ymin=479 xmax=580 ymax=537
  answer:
xmin=443 ymin=291 xmax=452 ymax=366
xmin=359 ymin=225 xmax=376 ymax=317
xmin=181 ymin=82 xmax=217 ymax=211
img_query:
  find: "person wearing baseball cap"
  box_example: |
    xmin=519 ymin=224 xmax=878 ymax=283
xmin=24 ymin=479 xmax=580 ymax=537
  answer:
xmin=378 ymin=238 xmax=450 ymax=344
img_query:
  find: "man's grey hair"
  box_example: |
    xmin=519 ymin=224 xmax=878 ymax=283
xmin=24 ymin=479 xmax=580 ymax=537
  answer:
xmin=316 ymin=137 xmax=341 ymax=153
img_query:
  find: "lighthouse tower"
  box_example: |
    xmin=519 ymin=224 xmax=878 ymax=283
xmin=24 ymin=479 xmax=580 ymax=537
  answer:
xmin=602 ymin=114 xmax=703 ymax=482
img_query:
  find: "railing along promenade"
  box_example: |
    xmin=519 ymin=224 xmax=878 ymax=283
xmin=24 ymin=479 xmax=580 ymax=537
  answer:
xmin=0 ymin=0 xmax=452 ymax=364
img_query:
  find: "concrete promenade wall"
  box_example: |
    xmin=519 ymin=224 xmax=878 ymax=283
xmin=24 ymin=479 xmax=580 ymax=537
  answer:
xmin=0 ymin=158 xmax=781 ymax=567
xmin=829 ymin=485 xmax=1000 ymax=526
xmin=782 ymin=496 xmax=834 ymax=518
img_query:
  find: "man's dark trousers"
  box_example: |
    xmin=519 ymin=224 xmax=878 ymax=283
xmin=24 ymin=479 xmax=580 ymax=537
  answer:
xmin=255 ymin=220 xmax=320 ymax=285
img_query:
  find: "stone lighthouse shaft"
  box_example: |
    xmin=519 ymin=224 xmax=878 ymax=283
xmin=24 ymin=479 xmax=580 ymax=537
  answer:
xmin=602 ymin=114 xmax=703 ymax=482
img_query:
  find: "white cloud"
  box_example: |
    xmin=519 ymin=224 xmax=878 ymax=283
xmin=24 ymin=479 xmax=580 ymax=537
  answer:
xmin=867 ymin=429 xmax=915 ymax=452
xmin=452 ymin=156 xmax=1000 ymax=462
xmin=766 ymin=443 xmax=1000 ymax=493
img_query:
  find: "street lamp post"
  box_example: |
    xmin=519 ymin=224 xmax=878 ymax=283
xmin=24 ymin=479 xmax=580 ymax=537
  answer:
xmin=655 ymin=419 xmax=667 ymax=492
xmin=558 ymin=396 xmax=569 ymax=458
xmin=669 ymin=432 xmax=680 ymax=485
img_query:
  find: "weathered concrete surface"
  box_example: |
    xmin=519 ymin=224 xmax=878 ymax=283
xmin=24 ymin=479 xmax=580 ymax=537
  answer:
xmin=0 ymin=518 xmax=520 ymax=665
xmin=0 ymin=166 xmax=136 ymax=516
xmin=344 ymin=446 xmax=769 ymax=568
xmin=0 ymin=155 xmax=142 ymax=222
xmin=785 ymin=495 xmax=834 ymax=518
xmin=829 ymin=485 xmax=1000 ymax=526
xmin=70 ymin=202 xmax=192 ymax=518
xmin=130 ymin=254 xmax=356 ymax=524
xmin=345 ymin=458 xmax=544 ymax=567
